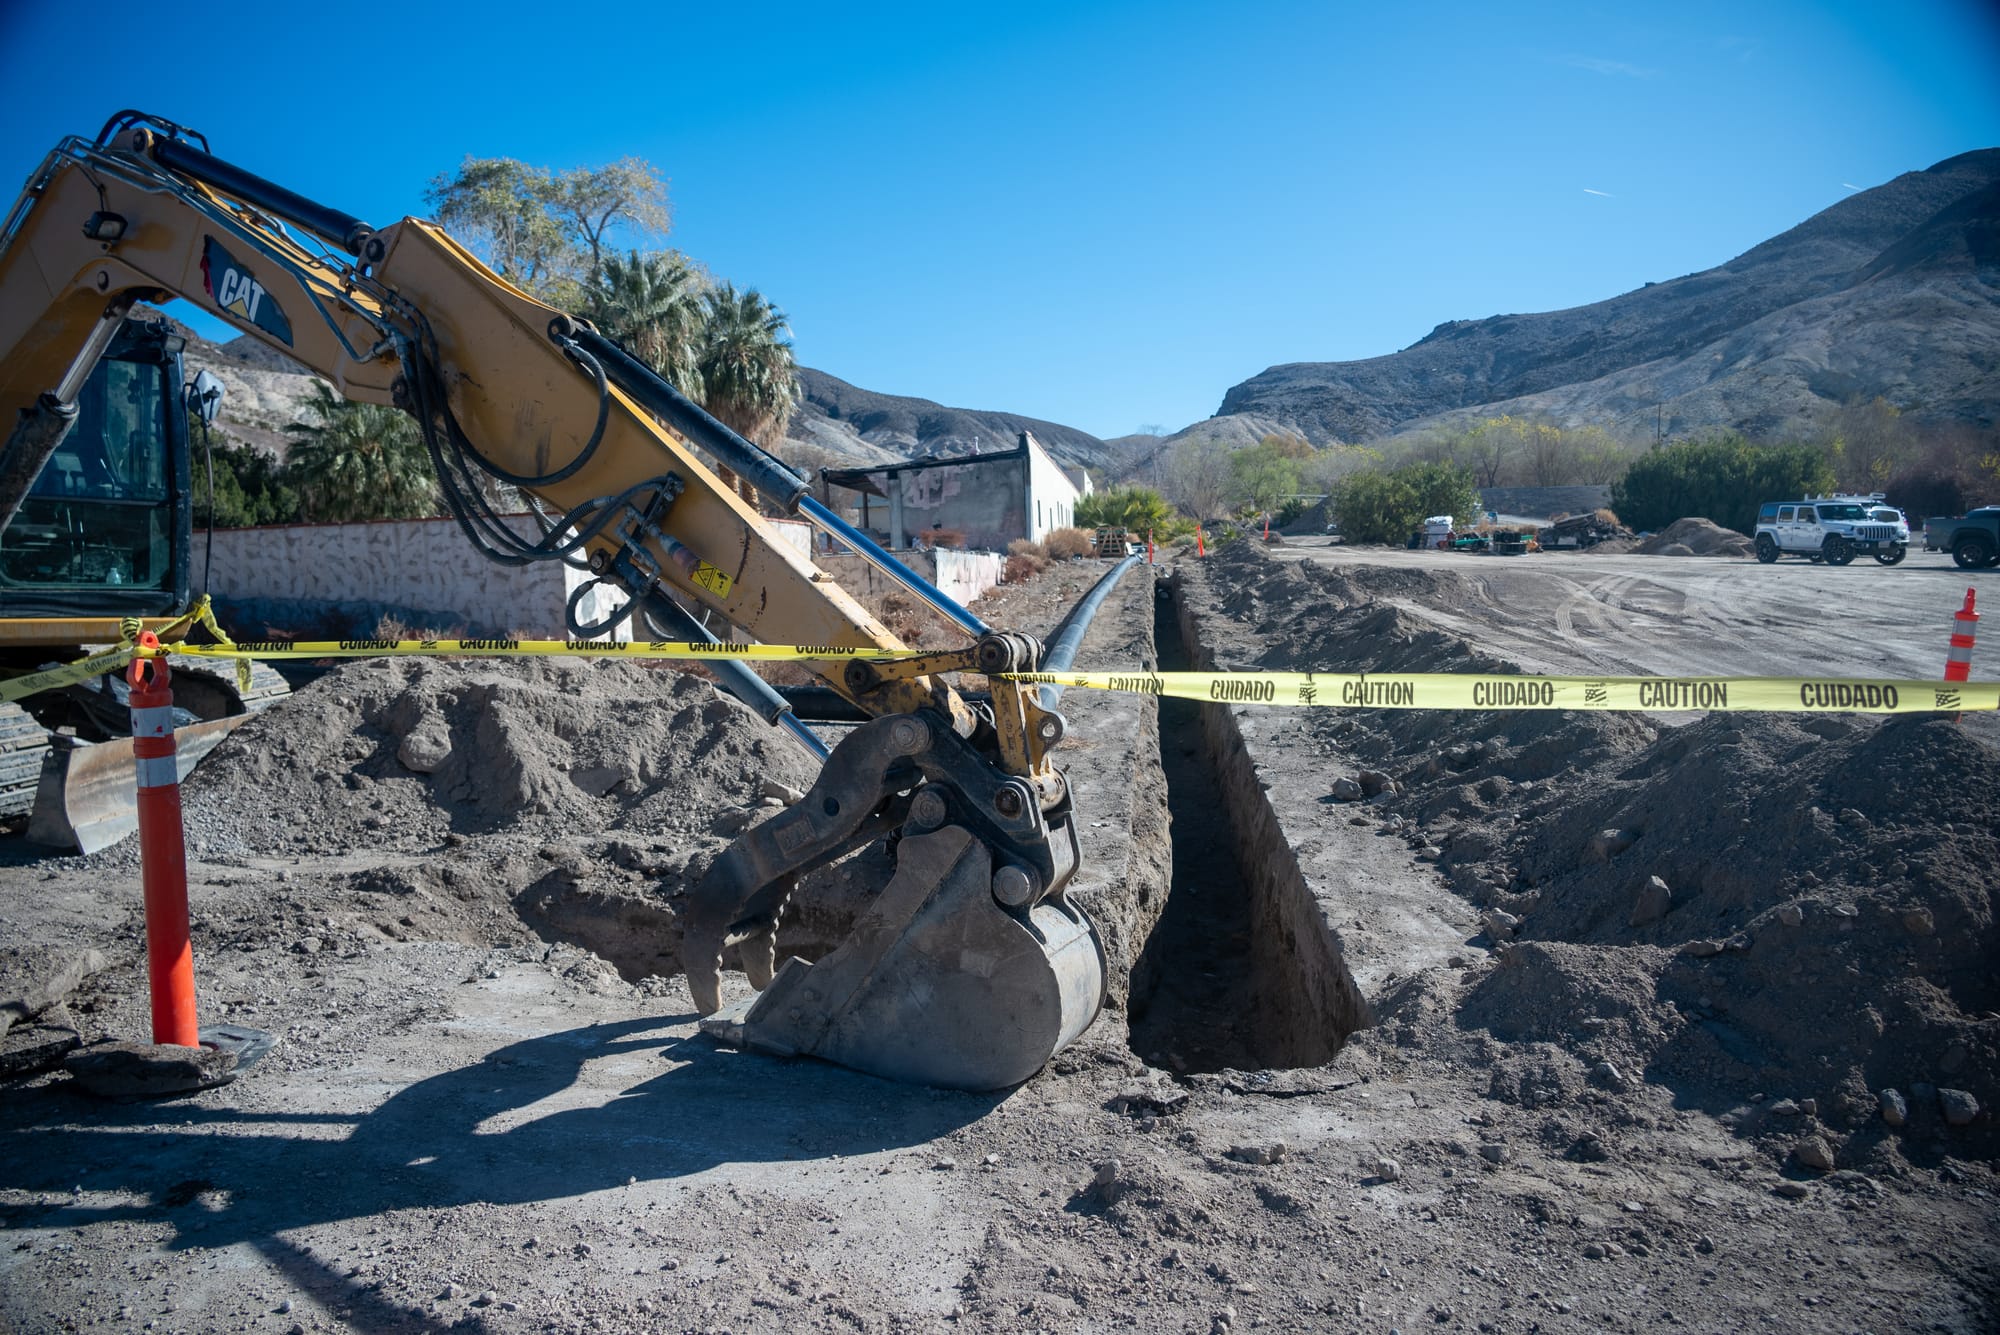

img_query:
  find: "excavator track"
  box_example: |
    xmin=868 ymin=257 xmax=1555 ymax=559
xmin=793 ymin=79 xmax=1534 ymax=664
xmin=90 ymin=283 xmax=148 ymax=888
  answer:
xmin=0 ymin=701 xmax=49 ymax=821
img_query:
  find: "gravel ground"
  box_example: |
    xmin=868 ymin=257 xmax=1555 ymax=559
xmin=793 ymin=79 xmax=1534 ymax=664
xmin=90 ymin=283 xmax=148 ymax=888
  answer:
xmin=1 ymin=549 xmax=1995 ymax=1335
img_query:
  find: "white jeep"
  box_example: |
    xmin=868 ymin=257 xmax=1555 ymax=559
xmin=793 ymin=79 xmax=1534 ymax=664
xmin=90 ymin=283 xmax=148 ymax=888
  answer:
xmin=1753 ymin=494 xmax=1909 ymax=566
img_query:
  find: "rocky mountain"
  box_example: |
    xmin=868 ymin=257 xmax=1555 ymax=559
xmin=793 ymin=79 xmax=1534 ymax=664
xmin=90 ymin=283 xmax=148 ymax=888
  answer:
xmin=787 ymin=368 xmax=1115 ymax=472
xmin=1217 ymin=148 xmax=2000 ymax=442
xmin=175 ymin=329 xmax=1121 ymax=477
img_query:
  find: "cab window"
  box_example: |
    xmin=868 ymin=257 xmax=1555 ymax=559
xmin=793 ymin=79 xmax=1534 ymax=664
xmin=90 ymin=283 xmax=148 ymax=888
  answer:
xmin=1797 ymin=507 xmax=1816 ymax=523
xmin=0 ymin=355 xmax=175 ymax=592
xmin=1777 ymin=506 xmax=1795 ymax=522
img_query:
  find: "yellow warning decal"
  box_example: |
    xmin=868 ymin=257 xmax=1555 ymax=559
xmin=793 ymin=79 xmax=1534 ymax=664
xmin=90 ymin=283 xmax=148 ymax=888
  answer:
xmin=999 ymin=671 xmax=1999 ymax=715
xmin=690 ymin=562 xmax=734 ymax=598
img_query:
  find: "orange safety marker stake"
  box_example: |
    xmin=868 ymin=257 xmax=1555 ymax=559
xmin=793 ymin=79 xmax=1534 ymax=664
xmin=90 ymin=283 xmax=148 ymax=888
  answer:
xmin=1944 ymin=588 xmax=1978 ymax=722
xmin=1196 ymin=528 xmax=1205 ymax=558
xmin=128 ymin=631 xmax=199 ymax=1047
xmin=1146 ymin=529 xmax=1155 ymax=564
xmin=1263 ymin=512 xmax=1271 ymax=541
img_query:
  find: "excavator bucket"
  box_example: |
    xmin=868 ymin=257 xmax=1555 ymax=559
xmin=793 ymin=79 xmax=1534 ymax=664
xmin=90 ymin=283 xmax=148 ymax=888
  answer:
xmin=26 ymin=715 xmax=251 ymax=854
xmin=682 ymin=712 xmax=1106 ymax=1090
xmin=701 ymin=824 xmax=1105 ymax=1091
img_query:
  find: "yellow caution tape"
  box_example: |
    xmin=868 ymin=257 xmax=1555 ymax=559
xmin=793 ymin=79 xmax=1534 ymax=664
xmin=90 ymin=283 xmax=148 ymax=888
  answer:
xmin=1 ymin=596 xmax=246 ymax=706
xmin=145 ymin=637 xmax=926 ymax=662
xmin=34 ymin=634 xmax=1978 ymax=716
xmin=1002 ymin=671 xmax=1998 ymax=714
xmin=0 ymin=645 xmax=139 ymax=705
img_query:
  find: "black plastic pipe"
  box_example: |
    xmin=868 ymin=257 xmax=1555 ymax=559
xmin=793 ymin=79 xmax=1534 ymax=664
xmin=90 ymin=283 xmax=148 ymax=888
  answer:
xmin=149 ymin=137 xmax=374 ymax=255
xmin=1038 ymin=553 xmax=1143 ymax=710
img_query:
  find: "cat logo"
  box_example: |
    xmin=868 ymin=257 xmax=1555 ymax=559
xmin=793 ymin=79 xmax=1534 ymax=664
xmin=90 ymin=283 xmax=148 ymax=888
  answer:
xmin=200 ymin=236 xmax=294 ymax=346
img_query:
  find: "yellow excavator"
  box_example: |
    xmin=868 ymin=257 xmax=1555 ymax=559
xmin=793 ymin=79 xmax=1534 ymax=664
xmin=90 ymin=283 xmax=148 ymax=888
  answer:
xmin=0 ymin=110 xmax=1105 ymax=1090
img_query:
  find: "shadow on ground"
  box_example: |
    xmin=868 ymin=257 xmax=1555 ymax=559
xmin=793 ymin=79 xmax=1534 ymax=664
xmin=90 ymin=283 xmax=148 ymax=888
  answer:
xmin=3 ymin=1017 xmax=1000 ymax=1331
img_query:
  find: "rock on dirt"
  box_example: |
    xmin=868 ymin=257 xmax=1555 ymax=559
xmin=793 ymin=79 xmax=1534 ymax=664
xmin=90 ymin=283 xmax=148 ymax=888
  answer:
xmin=1629 ymin=875 xmax=1673 ymax=926
xmin=1940 ymin=1089 xmax=1981 ymax=1126
xmin=63 ymin=1039 xmax=238 ymax=1097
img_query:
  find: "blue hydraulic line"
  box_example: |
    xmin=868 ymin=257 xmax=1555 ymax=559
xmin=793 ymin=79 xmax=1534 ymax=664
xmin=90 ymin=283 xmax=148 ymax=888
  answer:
xmin=798 ymin=495 xmax=992 ymax=640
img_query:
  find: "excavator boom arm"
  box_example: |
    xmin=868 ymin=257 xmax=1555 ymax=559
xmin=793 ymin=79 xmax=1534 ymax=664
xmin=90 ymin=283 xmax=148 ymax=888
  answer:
xmin=0 ymin=113 xmax=1103 ymax=1089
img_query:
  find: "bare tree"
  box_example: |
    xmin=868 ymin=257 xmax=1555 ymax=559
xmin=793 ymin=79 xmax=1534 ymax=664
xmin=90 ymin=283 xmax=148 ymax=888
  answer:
xmin=1162 ymin=437 xmax=1233 ymax=521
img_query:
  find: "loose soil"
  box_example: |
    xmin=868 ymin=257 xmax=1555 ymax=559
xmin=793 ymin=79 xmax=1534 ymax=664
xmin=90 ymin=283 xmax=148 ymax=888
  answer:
xmin=2 ymin=547 xmax=1996 ymax=1335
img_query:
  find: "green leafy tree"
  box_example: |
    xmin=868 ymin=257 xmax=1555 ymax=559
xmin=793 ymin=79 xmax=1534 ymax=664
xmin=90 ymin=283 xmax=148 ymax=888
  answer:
xmin=696 ymin=283 xmax=798 ymax=450
xmin=190 ymin=428 xmax=298 ymax=528
xmin=283 ymin=383 xmax=438 ymax=522
xmin=1400 ymin=460 xmax=1481 ymax=527
xmin=1228 ymin=434 xmax=1312 ymax=515
xmin=1332 ymin=459 xmax=1479 ymax=544
xmin=1611 ymin=433 xmax=1835 ymax=535
xmin=1331 ymin=470 xmax=1419 ymax=544
xmin=1075 ymin=484 xmax=1184 ymax=537
xmin=587 ymin=250 xmax=706 ymax=395
xmin=426 ymin=156 xmax=671 ymax=303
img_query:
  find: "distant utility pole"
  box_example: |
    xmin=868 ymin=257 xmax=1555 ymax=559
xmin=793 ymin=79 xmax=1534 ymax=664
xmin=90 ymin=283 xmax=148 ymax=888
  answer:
xmin=1655 ymin=404 xmax=1664 ymax=448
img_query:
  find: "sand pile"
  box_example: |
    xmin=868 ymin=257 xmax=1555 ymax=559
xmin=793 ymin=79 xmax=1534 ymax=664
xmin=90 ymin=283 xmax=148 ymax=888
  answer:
xmin=1636 ymin=517 xmax=1755 ymax=558
xmin=178 ymin=657 xmax=820 ymax=859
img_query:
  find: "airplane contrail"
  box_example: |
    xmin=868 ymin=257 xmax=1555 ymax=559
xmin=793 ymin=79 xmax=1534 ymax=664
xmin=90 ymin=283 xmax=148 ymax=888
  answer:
xmin=1583 ymin=188 xmax=1614 ymax=198
xmin=1841 ymin=182 xmax=1863 ymax=191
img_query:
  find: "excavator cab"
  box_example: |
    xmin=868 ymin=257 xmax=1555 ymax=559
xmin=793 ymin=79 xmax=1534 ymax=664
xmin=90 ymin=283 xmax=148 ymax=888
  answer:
xmin=1 ymin=316 xmax=289 ymax=843
xmin=0 ymin=318 xmax=191 ymax=617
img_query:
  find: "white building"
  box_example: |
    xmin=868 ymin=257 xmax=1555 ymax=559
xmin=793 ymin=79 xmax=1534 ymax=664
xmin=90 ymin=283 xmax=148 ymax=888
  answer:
xmin=820 ymin=431 xmax=1088 ymax=550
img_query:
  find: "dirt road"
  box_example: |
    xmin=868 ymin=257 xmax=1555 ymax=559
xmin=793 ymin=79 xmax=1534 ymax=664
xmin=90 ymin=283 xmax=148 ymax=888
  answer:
xmin=1272 ymin=539 xmax=1986 ymax=691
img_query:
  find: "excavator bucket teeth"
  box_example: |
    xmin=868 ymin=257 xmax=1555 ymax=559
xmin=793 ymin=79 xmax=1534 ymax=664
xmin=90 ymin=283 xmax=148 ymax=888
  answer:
xmin=25 ymin=715 xmax=251 ymax=855
xmin=699 ymin=824 xmax=1105 ymax=1091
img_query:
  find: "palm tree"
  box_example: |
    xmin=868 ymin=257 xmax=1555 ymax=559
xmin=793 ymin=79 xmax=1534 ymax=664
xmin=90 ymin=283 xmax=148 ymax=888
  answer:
xmin=697 ymin=282 xmax=798 ymax=451
xmin=587 ymin=250 xmax=705 ymax=397
xmin=283 ymin=383 xmax=437 ymax=522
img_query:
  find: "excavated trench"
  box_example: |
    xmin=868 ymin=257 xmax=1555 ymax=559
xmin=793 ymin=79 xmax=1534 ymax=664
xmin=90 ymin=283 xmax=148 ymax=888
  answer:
xmin=1125 ymin=576 xmax=1369 ymax=1073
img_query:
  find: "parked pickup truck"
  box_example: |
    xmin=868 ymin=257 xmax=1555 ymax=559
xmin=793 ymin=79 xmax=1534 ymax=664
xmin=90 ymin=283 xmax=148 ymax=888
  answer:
xmin=1922 ymin=507 xmax=2000 ymax=569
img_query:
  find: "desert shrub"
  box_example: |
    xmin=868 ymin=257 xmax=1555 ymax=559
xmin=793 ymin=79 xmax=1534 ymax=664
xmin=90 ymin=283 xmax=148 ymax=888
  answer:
xmin=1332 ymin=460 xmax=1480 ymax=544
xmin=1045 ymin=527 xmax=1094 ymax=559
xmin=927 ymin=527 xmax=965 ymax=549
xmin=1612 ymin=435 xmax=1833 ymax=534
xmin=1004 ymin=553 xmax=1042 ymax=582
xmin=1883 ymin=467 xmax=1973 ymax=522
xmin=1008 ymin=537 xmax=1048 ymax=560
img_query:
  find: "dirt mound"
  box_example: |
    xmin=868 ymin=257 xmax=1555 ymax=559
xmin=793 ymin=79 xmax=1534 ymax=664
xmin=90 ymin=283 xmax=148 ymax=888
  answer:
xmin=1636 ymin=517 xmax=1754 ymax=557
xmin=1186 ymin=541 xmax=1997 ymax=1164
xmin=179 ymin=657 xmax=820 ymax=858
xmin=1453 ymin=709 xmax=2000 ymax=1160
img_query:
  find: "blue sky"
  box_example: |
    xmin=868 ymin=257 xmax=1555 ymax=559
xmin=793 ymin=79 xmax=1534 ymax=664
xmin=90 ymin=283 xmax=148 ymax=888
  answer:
xmin=3 ymin=1 xmax=1996 ymax=438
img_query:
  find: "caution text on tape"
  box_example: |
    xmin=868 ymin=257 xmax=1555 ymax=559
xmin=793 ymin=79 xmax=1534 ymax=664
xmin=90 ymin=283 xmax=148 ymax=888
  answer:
xmin=0 ymin=646 xmax=138 ymax=705
xmin=1002 ymin=670 xmax=1998 ymax=714
xmin=150 ymin=638 xmax=922 ymax=662
xmin=9 ymin=634 xmax=1992 ymax=716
